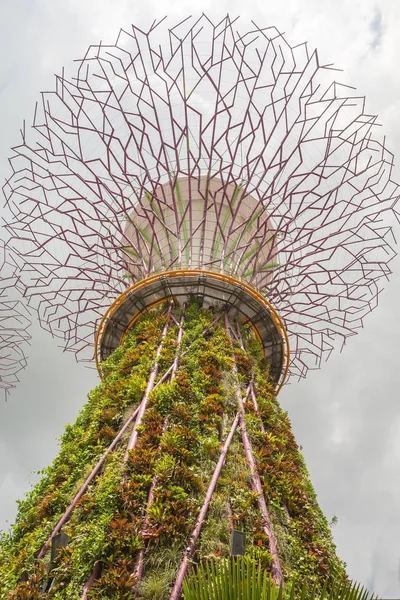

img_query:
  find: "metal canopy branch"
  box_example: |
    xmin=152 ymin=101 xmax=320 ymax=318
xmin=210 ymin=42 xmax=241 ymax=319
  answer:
xmin=4 ymin=15 xmax=397 ymax=380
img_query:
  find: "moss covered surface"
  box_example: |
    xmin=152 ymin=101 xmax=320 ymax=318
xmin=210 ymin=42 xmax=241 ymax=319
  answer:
xmin=0 ymin=301 xmax=346 ymax=598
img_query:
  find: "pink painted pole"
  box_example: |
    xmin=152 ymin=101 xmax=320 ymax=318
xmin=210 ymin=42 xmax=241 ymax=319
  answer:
xmin=225 ymin=313 xmax=283 ymax=586
xmin=169 ymin=412 xmax=240 ymax=600
xmin=249 ymin=380 xmax=266 ymax=434
xmin=133 ymin=417 xmax=169 ymax=583
xmin=80 ymin=304 xmax=175 ymax=595
xmin=169 ymin=312 xmax=185 ymax=381
xmin=235 ymin=319 xmax=267 ymax=434
xmin=201 ymin=312 xmax=223 ymax=336
xmin=236 ymin=319 xmax=282 ymax=525
xmin=152 ymin=314 xmax=223 ymax=392
xmin=235 ymin=320 xmax=244 ymax=349
xmin=37 ymin=404 xmax=140 ymax=560
xmin=81 ymin=560 xmax=102 ymax=599
xmin=238 ymin=412 xmax=282 ymax=584
xmin=134 ymin=310 xmax=185 ymax=582
xmin=123 ymin=303 xmax=173 ymax=462
xmin=153 ymin=363 xmax=174 ymax=389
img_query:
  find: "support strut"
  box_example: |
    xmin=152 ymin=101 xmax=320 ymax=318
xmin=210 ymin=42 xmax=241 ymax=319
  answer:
xmin=225 ymin=313 xmax=283 ymax=586
xmin=169 ymin=412 xmax=240 ymax=600
xmin=134 ymin=308 xmax=186 ymax=583
xmin=81 ymin=304 xmax=174 ymax=596
xmin=123 ymin=303 xmax=173 ymax=462
xmin=37 ymin=404 xmax=140 ymax=560
xmin=235 ymin=319 xmax=266 ymax=434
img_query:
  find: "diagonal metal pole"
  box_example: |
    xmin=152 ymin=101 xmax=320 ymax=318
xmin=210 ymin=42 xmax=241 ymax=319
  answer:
xmin=152 ymin=312 xmax=224 ymax=392
xmin=123 ymin=302 xmax=173 ymax=462
xmin=81 ymin=303 xmax=174 ymax=597
xmin=249 ymin=378 xmax=266 ymax=433
xmin=37 ymin=404 xmax=141 ymax=560
xmin=153 ymin=362 xmax=175 ymax=390
xmin=169 ymin=412 xmax=240 ymax=600
xmin=134 ymin=308 xmax=185 ymax=583
xmin=81 ymin=561 xmax=102 ymax=600
xmin=235 ymin=319 xmax=266 ymax=434
xmin=226 ymin=313 xmax=283 ymax=586
xmin=82 ymin=309 xmax=226 ymax=596
xmin=235 ymin=321 xmax=290 ymax=521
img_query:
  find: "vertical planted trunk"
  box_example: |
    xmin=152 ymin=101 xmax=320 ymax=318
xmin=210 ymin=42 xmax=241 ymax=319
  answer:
xmin=0 ymin=301 xmax=346 ymax=599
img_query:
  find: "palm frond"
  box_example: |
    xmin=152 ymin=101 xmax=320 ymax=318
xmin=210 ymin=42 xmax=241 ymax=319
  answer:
xmin=182 ymin=557 xmax=378 ymax=600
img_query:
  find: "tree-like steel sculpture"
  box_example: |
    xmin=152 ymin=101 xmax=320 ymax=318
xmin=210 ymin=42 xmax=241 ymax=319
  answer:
xmin=0 ymin=242 xmax=30 ymax=395
xmin=4 ymin=15 xmax=398 ymax=380
xmin=1 ymin=14 xmax=399 ymax=599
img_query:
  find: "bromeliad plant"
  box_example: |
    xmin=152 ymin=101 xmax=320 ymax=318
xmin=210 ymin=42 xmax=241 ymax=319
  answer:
xmin=1 ymin=300 xmax=348 ymax=599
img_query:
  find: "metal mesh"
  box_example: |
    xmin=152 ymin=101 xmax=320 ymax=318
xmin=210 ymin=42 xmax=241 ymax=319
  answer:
xmin=0 ymin=242 xmax=30 ymax=394
xmin=3 ymin=15 xmax=399 ymax=380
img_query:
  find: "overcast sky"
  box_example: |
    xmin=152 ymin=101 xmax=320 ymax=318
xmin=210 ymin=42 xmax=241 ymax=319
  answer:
xmin=0 ymin=1 xmax=400 ymax=598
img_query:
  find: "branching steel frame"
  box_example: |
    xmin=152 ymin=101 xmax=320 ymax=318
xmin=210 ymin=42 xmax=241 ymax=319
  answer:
xmin=3 ymin=14 xmax=398 ymax=382
xmin=0 ymin=242 xmax=30 ymax=394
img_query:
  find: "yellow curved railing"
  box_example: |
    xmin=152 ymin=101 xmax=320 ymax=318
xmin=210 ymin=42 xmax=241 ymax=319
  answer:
xmin=94 ymin=270 xmax=290 ymax=395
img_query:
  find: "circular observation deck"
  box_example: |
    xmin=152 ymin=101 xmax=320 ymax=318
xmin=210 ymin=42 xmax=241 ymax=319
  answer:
xmin=96 ymin=270 xmax=289 ymax=391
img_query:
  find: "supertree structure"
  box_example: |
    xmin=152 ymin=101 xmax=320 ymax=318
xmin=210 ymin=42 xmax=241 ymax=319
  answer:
xmin=0 ymin=242 xmax=30 ymax=395
xmin=0 ymin=14 xmax=398 ymax=600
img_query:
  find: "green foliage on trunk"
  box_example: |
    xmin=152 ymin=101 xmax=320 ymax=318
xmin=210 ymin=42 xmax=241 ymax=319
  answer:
xmin=0 ymin=301 xmax=347 ymax=598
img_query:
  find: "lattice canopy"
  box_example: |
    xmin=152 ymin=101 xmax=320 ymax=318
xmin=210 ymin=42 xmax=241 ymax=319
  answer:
xmin=4 ymin=15 xmax=399 ymax=380
xmin=0 ymin=243 xmax=30 ymax=394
